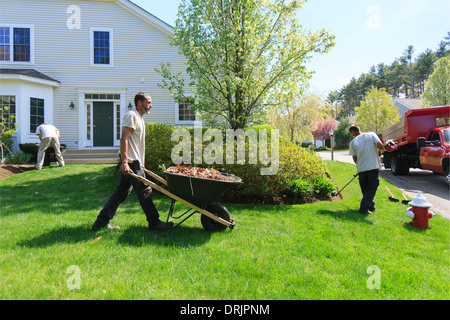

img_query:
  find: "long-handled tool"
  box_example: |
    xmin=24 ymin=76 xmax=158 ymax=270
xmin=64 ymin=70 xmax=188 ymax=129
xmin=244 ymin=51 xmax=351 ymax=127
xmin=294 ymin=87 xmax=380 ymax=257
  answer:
xmin=331 ymin=173 xmax=359 ymax=197
xmin=401 ymin=192 xmax=410 ymax=205
xmin=385 ymin=186 xmax=399 ymax=202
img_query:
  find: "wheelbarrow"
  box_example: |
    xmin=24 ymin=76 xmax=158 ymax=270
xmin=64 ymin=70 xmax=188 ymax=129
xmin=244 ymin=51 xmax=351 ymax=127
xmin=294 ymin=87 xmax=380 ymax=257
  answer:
xmin=129 ymin=166 xmax=242 ymax=231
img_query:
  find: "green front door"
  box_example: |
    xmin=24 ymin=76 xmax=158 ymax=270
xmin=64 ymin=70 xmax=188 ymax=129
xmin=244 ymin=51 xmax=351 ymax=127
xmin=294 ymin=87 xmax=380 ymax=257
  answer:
xmin=93 ymin=102 xmax=114 ymax=147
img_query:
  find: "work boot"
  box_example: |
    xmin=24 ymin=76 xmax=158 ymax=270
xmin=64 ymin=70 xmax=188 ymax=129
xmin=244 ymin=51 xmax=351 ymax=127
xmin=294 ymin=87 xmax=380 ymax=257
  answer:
xmin=148 ymin=220 xmax=174 ymax=231
xmin=92 ymin=220 xmax=120 ymax=231
xmin=359 ymin=209 xmax=373 ymax=215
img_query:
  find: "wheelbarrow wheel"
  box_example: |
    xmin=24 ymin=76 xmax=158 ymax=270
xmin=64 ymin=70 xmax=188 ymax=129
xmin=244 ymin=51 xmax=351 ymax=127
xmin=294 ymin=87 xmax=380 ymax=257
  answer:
xmin=201 ymin=204 xmax=230 ymax=231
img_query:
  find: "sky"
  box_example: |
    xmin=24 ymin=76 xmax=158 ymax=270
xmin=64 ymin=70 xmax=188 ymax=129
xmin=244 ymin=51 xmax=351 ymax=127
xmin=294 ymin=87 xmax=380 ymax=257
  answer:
xmin=131 ymin=0 xmax=450 ymax=98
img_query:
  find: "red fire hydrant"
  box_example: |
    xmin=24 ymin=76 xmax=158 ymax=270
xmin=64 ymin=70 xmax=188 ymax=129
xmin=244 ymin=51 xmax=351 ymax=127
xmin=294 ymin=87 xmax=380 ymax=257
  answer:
xmin=405 ymin=193 xmax=435 ymax=229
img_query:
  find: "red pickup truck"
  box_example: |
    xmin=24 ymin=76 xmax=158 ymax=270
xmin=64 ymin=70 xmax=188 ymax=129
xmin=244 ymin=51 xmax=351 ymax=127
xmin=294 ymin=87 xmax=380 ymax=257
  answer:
xmin=382 ymin=106 xmax=450 ymax=177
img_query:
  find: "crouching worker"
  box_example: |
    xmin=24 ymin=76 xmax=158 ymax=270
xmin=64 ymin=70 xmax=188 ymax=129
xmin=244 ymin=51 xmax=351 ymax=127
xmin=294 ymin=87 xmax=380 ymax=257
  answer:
xmin=35 ymin=123 xmax=65 ymax=170
xmin=92 ymin=92 xmax=173 ymax=231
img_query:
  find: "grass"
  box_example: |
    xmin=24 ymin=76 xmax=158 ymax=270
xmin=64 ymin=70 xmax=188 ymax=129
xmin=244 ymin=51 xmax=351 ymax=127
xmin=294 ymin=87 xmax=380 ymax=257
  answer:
xmin=0 ymin=162 xmax=448 ymax=300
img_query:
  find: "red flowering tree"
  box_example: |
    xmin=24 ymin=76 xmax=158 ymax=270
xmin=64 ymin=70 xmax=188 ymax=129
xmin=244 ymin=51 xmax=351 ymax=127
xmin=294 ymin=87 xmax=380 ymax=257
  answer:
xmin=310 ymin=118 xmax=337 ymax=146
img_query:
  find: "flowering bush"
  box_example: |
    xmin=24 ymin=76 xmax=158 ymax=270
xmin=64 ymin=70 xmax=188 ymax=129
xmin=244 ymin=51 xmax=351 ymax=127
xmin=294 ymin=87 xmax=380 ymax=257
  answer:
xmin=144 ymin=123 xmax=332 ymax=202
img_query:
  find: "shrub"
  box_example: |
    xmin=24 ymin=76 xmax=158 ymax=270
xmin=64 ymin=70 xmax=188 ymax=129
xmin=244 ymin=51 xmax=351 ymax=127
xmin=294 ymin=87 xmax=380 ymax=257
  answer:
xmin=19 ymin=143 xmax=37 ymax=154
xmin=19 ymin=143 xmax=66 ymax=163
xmin=334 ymin=117 xmax=353 ymax=149
xmin=144 ymin=123 xmax=177 ymax=175
xmin=312 ymin=176 xmax=335 ymax=196
xmin=288 ymin=179 xmax=313 ymax=197
xmin=144 ymin=123 xmax=329 ymax=201
xmin=3 ymin=152 xmax=32 ymax=164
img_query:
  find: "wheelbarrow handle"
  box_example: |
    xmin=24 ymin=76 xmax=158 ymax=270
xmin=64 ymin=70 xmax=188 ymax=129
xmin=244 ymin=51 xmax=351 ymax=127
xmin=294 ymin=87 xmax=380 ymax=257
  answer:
xmin=142 ymin=167 xmax=167 ymax=186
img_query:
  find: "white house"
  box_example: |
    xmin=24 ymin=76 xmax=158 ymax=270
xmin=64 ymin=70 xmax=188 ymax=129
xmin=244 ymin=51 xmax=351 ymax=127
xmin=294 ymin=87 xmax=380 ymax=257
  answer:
xmin=0 ymin=0 xmax=196 ymax=153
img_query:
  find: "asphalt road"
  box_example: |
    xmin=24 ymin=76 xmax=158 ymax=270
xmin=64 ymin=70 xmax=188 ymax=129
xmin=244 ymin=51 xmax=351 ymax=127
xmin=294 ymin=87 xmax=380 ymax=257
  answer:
xmin=318 ymin=151 xmax=450 ymax=220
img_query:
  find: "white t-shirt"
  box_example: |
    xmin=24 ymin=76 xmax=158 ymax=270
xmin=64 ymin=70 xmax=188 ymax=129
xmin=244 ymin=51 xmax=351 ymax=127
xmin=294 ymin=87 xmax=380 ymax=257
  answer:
xmin=122 ymin=110 xmax=145 ymax=165
xmin=349 ymin=132 xmax=381 ymax=172
xmin=35 ymin=124 xmax=59 ymax=139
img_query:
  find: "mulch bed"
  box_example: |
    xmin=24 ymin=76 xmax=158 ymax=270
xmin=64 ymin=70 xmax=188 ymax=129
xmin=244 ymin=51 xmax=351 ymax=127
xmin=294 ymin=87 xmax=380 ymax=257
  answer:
xmin=219 ymin=191 xmax=342 ymax=205
xmin=0 ymin=165 xmax=35 ymax=179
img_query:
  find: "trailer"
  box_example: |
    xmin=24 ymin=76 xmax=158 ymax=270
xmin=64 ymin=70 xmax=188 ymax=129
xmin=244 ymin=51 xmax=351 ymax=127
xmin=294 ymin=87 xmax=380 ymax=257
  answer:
xmin=382 ymin=105 xmax=450 ymax=177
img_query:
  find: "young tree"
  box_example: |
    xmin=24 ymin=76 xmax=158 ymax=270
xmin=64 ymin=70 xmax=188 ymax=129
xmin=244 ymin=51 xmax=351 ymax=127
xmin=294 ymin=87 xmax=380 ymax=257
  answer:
xmin=415 ymin=49 xmax=435 ymax=94
xmin=355 ymin=87 xmax=400 ymax=134
xmin=157 ymin=0 xmax=335 ymax=129
xmin=421 ymin=56 xmax=450 ymax=107
xmin=0 ymin=105 xmax=17 ymax=163
xmin=268 ymin=93 xmax=331 ymax=143
xmin=310 ymin=118 xmax=337 ymax=146
xmin=334 ymin=117 xmax=353 ymax=149
xmin=402 ymin=45 xmax=415 ymax=98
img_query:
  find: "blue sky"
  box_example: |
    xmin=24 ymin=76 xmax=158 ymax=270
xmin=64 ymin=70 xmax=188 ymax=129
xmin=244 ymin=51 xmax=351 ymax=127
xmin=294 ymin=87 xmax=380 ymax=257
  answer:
xmin=131 ymin=0 xmax=450 ymax=98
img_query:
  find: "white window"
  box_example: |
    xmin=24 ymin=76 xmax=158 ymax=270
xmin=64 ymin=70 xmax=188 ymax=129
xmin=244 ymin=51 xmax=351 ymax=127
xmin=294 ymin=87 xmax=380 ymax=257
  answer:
xmin=175 ymin=96 xmax=199 ymax=124
xmin=0 ymin=95 xmax=16 ymax=129
xmin=90 ymin=28 xmax=113 ymax=66
xmin=0 ymin=24 xmax=34 ymax=63
xmin=30 ymin=97 xmax=44 ymax=133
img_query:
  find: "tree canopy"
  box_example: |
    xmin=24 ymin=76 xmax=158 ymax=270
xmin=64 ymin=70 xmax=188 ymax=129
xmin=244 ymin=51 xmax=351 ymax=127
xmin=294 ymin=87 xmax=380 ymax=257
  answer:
xmin=328 ymin=32 xmax=450 ymax=119
xmin=268 ymin=93 xmax=332 ymax=143
xmin=421 ymin=56 xmax=450 ymax=107
xmin=157 ymin=0 xmax=335 ymax=129
xmin=355 ymin=87 xmax=400 ymax=134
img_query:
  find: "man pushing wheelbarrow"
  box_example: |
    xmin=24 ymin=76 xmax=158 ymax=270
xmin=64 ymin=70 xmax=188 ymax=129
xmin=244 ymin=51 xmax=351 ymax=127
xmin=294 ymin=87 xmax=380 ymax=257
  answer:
xmin=92 ymin=92 xmax=239 ymax=232
xmin=92 ymin=92 xmax=173 ymax=231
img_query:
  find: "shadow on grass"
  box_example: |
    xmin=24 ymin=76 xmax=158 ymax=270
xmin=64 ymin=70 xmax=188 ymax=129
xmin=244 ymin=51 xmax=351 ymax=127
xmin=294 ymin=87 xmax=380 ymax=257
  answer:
xmin=402 ymin=221 xmax=432 ymax=232
xmin=18 ymin=223 xmax=215 ymax=249
xmin=117 ymin=225 xmax=213 ymax=248
xmin=18 ymin=225 xmax=94 ymax=248
xmin=316 ymin=208 xmax=374 ymax=225
xmin=1 ymin=165 xmax=119 ymax=216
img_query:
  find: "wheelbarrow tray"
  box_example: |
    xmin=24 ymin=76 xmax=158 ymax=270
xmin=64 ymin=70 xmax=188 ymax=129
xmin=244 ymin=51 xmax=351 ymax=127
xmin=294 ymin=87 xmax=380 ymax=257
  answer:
xmin=128 ymin=167 xmax=241 ymax=230
xmin=164 ymin=167 xmax=242 ymax=208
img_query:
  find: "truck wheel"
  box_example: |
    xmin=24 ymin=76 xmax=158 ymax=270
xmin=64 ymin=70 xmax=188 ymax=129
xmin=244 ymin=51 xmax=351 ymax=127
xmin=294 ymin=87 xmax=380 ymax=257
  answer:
xmin=391 ymin=157 xmax=403 ymax=176
xmin=201 ymin=204 xmax=230 ymax=231
xmin=383 ymin=153 xmax=392 ymax=169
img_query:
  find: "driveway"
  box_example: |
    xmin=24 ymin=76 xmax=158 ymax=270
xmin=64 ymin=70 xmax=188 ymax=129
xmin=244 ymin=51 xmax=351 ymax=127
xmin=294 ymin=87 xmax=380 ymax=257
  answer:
xmin=318 ymin=151 xmax=450 ymax=220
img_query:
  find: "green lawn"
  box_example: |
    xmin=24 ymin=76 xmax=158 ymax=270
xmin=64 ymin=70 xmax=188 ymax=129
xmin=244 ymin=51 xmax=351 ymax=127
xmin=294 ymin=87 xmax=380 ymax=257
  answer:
xmin=0 ymin=162 xmax=448 ymax=299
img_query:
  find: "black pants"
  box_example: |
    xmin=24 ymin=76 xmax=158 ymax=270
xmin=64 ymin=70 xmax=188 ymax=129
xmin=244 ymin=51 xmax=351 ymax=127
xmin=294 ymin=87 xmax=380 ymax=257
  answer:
xmin=94 ymin=160 xmax=160 ymax=226
xmin=358 ymin=169 xmax=380 ymax=211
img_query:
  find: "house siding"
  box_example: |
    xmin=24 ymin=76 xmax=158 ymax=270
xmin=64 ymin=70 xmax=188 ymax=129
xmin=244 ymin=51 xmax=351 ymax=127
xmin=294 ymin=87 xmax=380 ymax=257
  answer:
xmin=0 ymin=0 xmax=190 ymax=149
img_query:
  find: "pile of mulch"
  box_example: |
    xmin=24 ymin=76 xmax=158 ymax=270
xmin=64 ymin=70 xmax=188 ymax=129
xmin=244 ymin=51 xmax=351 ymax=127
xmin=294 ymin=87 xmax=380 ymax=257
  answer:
xmin=219 ymin=191 xmax=342 ymax=205
xmin=167 ymin=165 xmax=236 ymax=182
xmin=0 ymin=165 xmax=34 ymax=179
